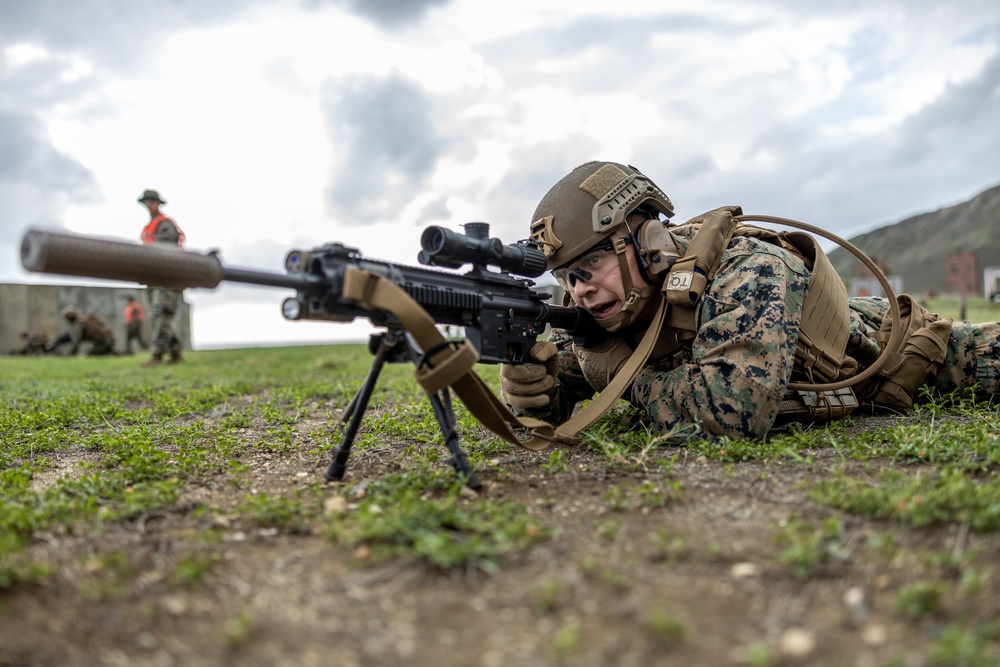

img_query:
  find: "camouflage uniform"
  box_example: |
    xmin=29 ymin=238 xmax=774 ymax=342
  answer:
xmin=846 ymin=297 xmax=1000 ymax=398
xmin=143 ymin=212 xmax=184 ymax=362
xmin=522 ymin=233 xmax=1000 ymax=442
xmin=149 ymin=288 xmax=182 ymax=360
xmin=66 ymin=313 xmax=116 ymax=356
xmin=18 ymin=330 xmax=50 ymax=355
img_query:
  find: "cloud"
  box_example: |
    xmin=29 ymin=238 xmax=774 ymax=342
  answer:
xmin=3 ymin=0 xmax=999 ymax=347
xmin=319 ymin=72 xmax=447 ymax=224
xmin=312 ymin=0 xmax=454 ymax=29
xmin=0 ymin=1 xmax=273 ymax=70
xmin=682 ymin=52 xmax=1000 ymax=236
xmin=0 ymin=0 xmax=276 ymax=265
xmin=471 ymin=4 xmax=1000 ymax=238
xmin=0 ymin=110 xmax=97 ymax=261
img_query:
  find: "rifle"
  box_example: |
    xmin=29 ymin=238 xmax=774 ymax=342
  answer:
xmin=45 ymin=331 xmax=72 ymax=353
xmin=20 ymin=224 xmax=586 ymax=489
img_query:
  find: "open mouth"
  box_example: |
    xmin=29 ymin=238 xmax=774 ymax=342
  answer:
xmin=590 ymin=301 xmax=618 ymax=318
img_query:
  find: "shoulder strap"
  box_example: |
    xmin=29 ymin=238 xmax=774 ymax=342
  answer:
xmin=663 ymin=209 xmax=740 ymax=308
xmin=737 ymin=215 xmax=902 ymax=391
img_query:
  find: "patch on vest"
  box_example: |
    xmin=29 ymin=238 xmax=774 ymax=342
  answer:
xmin=666 ymin=271 xmax=693 ymax=292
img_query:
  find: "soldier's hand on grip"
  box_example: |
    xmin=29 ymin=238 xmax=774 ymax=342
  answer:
xmin=500 ymin=341 xmax=560 ymax=410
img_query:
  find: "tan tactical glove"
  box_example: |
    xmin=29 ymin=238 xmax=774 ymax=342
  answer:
xmin=576 ymin=335 xmax=634 ymax=392
xmin=499 ymin=341 xmax=560 ymax=410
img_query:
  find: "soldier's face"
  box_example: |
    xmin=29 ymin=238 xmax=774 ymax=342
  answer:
xmin=564 ymin=236 xmax=655 ymax=333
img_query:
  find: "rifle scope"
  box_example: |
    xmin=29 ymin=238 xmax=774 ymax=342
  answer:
xmin=418 ymin=223 xmax=548 ymax=278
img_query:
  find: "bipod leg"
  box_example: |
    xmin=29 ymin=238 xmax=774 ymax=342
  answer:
xmin=325 ymin=334 xmax=397 ymax=482
xmin=427 ymin=388 xmax=481 ymax=491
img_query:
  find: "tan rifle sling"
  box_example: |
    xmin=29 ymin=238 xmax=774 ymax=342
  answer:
xmin=339 ymin=266 xmax=561 ymax=451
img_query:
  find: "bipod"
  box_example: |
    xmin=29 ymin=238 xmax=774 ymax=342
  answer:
xmin=324 ymin=329 xmax=481 ymax=490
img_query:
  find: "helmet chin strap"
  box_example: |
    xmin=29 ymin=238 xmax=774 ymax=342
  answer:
xmin=595 ymin=235 xmax=656 ymax=330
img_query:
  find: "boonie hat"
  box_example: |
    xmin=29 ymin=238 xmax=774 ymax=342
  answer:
xmin=138 ymin=189 xmax=166 ymax=204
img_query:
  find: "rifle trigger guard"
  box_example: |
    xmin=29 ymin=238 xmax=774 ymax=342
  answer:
xmin=415 ymin=338 xmax=479 ymax=395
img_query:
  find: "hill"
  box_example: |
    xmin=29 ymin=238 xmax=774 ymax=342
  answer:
xmin=828 ymin=182 xmax=1000 ymax=295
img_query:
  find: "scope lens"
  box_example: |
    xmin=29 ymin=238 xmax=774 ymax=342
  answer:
xmin=420 ymin=227 xmax=447 ymax=253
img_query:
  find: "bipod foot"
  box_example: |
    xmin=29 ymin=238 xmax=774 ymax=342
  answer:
xmin=324 ymin=446 xmax=349 ymax=481
xmin=325 ymin=331 xmax=402 ymax=483
xmin=447 ymin=452 xmax=482 ymax=491
xmin=427 ymin=387 xmax=481 ymax=491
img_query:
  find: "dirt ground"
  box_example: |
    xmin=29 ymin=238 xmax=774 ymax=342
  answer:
xmin=1 ymin=411 xmax=996 ymax=667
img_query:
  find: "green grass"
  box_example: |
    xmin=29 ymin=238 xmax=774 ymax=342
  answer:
xmin=0 ymin=345 xmax=541 ymax=587
xmin=927 ymin=295 xmax=1000 ymax=324
xmin=325 ymin=473 xmax=548 ymax=571
xmin=2 ymin=344 xmax=1000 ymax=663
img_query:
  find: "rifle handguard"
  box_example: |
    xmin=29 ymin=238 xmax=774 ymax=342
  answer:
xmin=21 ymin=229 xmax=224 ymax=290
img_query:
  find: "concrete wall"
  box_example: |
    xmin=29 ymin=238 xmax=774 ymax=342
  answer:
xmin=1 ymin=283 xmax=191 ymax=355
xmin=985 ymin=267 xmax=1000 ymax=300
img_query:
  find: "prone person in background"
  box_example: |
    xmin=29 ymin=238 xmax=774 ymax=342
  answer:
xmin=57 ymin=306 xmax=116 ymax=356
xmin=17 ymin=330 xmax=51 ymax=356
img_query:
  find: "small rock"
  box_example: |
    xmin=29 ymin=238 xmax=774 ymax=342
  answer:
xmin=162 ymin=595 xmax=187 ymax=616
xmin=780 ymin=627 xmax=816 ymax=658
xmin=861 ymin=623 xmax=888 ymax=646
xmin=731 ymin=562 xmax=759 ymax=579
xmin=843 ymin=586 xmax=869 ymax=622
xmin=480 ymin=649 xmax=505 ymax=667
xmin=355 ymin=544 xmax=371 ymax=560
xmin=324 ymin=496 xmax=349 ymax=515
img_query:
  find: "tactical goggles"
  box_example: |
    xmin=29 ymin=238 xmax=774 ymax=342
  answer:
xmin=552 ymin=238 xmax=632 ymax=290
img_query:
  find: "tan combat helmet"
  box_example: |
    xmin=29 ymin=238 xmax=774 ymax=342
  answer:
xmin=529 ymin=161 xmax=674 ymax=269
xmin=529 ymin=161 xmax=674 ymax=329
xmin=62 ymin=305 xmax=79 ymax=322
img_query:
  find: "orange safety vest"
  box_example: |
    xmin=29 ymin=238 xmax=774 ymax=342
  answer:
xmin=141 ymin=214 xmax=186 ymax=247
xmin=124 ymin=301 xmax=144 ymax=324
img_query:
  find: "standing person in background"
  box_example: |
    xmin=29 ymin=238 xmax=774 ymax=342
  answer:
xmin=138 ymin=189 xmax=185 ymax=365
xmin=123 ymin=294 xmax=147 ymax=354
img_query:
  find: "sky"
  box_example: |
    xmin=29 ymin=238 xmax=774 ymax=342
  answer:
xmin=3 ymin=0 xmax=999 ymax=348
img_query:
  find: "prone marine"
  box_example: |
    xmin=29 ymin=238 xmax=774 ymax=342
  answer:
xmin=499 ymin=161 xmax=1000 ymax=440
xmin=56 ymin=306 xmax=116 ymax=356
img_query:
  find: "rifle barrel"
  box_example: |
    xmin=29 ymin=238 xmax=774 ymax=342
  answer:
xmin=222 ymin=267 xmax=313 ymax=291
xmin=20 ymin=229 xmax=305 ymax=291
